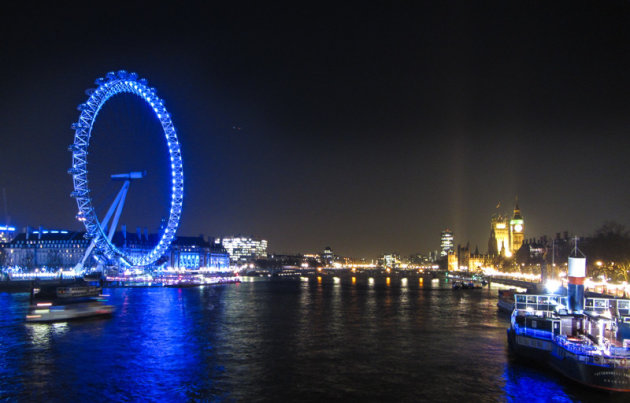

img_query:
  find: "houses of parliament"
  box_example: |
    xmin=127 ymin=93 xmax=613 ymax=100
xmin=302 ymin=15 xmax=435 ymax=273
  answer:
xmin=488 ymin=201 xmax=525 ymax=258
xmin=447 ymin=201 xmax=525 ymax=271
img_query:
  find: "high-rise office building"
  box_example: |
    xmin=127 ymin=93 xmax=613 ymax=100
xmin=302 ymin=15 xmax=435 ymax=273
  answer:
xmin=440 ymin=229 xmax=454 ymax=257
xmin=220 ymin=236 xmax=268 ymax=263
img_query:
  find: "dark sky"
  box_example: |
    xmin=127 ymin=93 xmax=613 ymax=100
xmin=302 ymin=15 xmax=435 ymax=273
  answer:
xmin=2 ymin=1 xmax=630 ymax=258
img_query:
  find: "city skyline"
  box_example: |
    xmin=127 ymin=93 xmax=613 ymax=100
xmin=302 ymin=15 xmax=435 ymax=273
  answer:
xmin=2 ymin=2 xmax=630 ymax=258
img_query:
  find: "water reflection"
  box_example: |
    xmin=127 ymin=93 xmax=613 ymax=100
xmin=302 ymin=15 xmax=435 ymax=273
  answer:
xmin=0 ymin=280 xmax=620 ymax=401
xmin=26 ymin=322 xmax=69 ymax=348
xmin=502 ymin=360 xmax=574 ymax=402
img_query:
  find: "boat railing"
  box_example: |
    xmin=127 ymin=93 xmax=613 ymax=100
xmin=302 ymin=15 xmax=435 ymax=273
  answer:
xmin=513 ymin=324 xmax=553 ymax=340
xmin=555 ymin=335 xmax=630 ymax=362
xmin=555 ymin=335 xmax=597 ymax=355
xmin=609 ymin=346 xmax=630 ymax=358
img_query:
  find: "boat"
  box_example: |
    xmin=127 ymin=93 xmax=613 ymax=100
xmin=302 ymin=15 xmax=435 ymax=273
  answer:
xmin=26 ymin=279 xmax=114 ymax=323
xmin=466 ymin=280 xmax=484 ymax=289
xmin=507 ymin=249 xmax=630 ymax=391
xmin=452 ymin=279 xmax=483 ymax=290
xmin=507 ymin=293 xmax=630 ymax=391
xmin=497 ymin=289 xmax=517 ymax=314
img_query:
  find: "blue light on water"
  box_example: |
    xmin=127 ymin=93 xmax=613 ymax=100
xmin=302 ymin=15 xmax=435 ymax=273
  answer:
xmin=502 ymin=360 xmax=591 ymax=402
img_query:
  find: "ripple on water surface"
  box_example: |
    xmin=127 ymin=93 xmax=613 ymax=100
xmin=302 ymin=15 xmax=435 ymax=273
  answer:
xmin=0 ymin=280 xmax=627 ymax=401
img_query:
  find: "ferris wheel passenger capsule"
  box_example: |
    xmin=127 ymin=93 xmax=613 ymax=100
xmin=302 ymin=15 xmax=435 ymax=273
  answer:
xmin=85 ymin=88 xmax=95 ymax=96
xmin=94 ymin=77 xmax=106 ymax=86
xmin=106 ymin=71 xmax=116 ymax=80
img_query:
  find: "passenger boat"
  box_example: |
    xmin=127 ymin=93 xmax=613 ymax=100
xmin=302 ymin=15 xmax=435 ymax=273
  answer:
xmin=507 ymin=294 xmax=630 ymax=391
xmin=26 ymin=280 xmax=114 ymax=323
xmin=452 ymin=280 xmax=483 ymax=290
xmin=506 ymin=253 xmax=630 ymax=391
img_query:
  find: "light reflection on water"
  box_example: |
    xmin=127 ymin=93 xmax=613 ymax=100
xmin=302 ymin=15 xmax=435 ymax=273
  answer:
xmin=0 ymin=278 xmax=627 ymax=401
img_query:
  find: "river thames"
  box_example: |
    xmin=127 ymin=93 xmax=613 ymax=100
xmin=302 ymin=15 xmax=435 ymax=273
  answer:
xmin=0 ymin=277 xmax=625 ymax=402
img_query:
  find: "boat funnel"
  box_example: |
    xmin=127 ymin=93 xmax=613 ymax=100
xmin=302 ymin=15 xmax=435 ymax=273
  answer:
xmin=567 ymin=256 xmax=586 ymax=313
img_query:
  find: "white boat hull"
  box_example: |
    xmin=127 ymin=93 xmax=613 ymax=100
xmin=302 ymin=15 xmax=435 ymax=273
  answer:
xmin=26 ymin=303 xmax=115 ymax=323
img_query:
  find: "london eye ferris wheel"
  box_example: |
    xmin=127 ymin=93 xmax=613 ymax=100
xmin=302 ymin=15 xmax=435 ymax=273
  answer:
xmin=68 ymin=70 xmax=184 ymax=268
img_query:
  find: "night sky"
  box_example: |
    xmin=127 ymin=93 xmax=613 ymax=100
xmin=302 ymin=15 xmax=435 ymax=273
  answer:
xmin=2 ymin=1 xmax=630 ymax=258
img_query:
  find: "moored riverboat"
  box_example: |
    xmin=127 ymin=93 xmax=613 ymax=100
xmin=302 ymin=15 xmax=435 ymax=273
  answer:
xmin=507 ymin=294 xmax=630 ymax=391
xmin=507 ymin=251 xmax=630 ymax=391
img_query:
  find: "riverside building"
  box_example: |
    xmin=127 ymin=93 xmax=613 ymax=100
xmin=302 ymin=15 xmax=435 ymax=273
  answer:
xmin=0 ymin=227 xmax=229 ymax=271
xmin=1 ymin=228 xmax=90 ymax=269
xmin=219 ymin=236 xmax=268 ymax=263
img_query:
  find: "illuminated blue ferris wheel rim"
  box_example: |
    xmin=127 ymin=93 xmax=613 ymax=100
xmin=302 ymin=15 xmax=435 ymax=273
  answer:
xmin=69 ymin=70 xmax=183 ymax=267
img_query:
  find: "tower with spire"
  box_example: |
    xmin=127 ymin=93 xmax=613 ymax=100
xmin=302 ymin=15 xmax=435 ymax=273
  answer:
xmin=488 ymin=198 xmax=525 ymax=257
xmin=510 ymin=198 xmax=525 ymax=253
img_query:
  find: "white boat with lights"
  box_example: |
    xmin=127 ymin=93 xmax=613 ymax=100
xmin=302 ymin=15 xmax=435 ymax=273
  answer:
xmin=507 ymin=251 xmax=630 ymax=392
xmin=26 ymin=280 xmax=114 ymax=323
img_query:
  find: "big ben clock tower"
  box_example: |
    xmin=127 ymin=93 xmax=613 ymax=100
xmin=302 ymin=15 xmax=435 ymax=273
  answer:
xmin=510 ymin=200 xmax=524 ymax=253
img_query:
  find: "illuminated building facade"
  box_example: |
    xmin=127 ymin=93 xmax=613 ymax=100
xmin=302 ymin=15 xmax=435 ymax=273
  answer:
xmin=489 ymin=202 xmax=525 ymax=257
xmin=1 ymin=228 xmax=91 ymax=269
xmin=467 ymin=245 xmax=489 ymax=271
xmin=167 ymin=236 xmax=230 ymax=270
xmin=322 ymin=246 xmax=334 ymax=266
xmin=440 ymin=229 xmax=454 ymax=257
xmin=209 ymin=239 xmax=231 ymax=271
xmin=381 ymin=253 xmax=401 ymax=268
xmin=468 ymin=255 xmax=486 ymax=271
xmin=220 ymin=236 xmax=268 ymax=263
xmin=447 ymin=252 xmax=458 ymax=271
xmin=111 ymin=229 xmax=157 ymax=265
xmin=0 ymin=227 xmax=229 ymax=271
xmin=491 ymin=215 xmax=511 ymax=256
xmin=0 ymin=225 xmax=16 ymax=243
